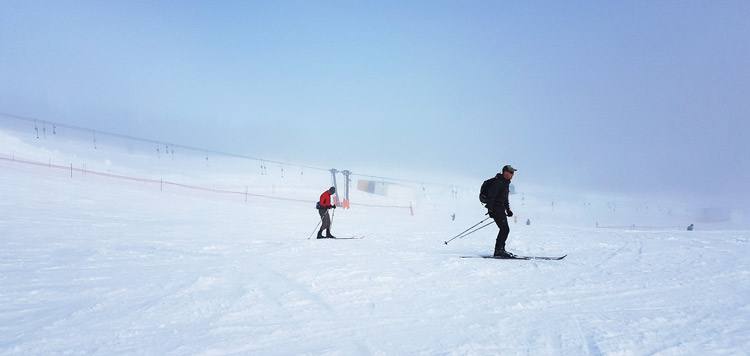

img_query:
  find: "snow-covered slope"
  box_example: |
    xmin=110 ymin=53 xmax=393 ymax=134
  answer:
xmin=1 ymin=132 xmax=749 ymax=355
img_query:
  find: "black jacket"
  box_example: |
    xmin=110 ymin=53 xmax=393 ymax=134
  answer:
xmin=486 ymin=173 xmax=511 ymax=213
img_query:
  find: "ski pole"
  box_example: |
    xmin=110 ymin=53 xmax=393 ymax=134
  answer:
xmin=444 ymin=216 xmax=492 ymax=245
xmin=446 ymin=216 xmax=491 ymax=243
xmin=445 ymin=221 xmax=493 ymax=245
xmin=458 ymin=221 xmax=494 ymax=239
xmin=329 ymin=207 xmax=335 ymax=232
xmin=307 ymin=219 xmax=322 ymax=240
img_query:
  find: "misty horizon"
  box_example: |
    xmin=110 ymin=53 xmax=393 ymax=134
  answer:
xmin=1 ymin=121 xmax=745 ymax=229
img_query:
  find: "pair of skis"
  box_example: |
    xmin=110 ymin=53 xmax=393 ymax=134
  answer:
xmin=315 ymin=235 xmax=366 ymax=240
xmin=461 ymin=254 xmax=566 ymax=260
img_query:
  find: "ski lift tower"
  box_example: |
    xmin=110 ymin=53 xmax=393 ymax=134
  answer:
xmin=329 ymin=168 xmax=340 ymax=206
xmin=341 ymin=170 xmax=352 ymax=209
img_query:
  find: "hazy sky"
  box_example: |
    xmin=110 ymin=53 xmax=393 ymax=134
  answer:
xmin=1 ymin=1 xmax=748 ymax=206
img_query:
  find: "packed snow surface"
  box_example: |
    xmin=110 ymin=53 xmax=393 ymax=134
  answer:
xmin=1 ymin=143 xmax=749 ymax=355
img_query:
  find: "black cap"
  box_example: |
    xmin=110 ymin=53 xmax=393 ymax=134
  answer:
xmin=329 ymin=186 xmax=336 ymax=194
xmin=502 ymin=165 xmax=517 ymax=173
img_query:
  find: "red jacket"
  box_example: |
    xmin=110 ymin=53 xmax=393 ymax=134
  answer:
xmin=319 ymin=191 xmax=334 ymax=209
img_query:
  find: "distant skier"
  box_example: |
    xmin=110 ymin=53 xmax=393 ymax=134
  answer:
xmin=480 ymin=164 xmax=518 ymax=258
xmin=316 ymin=186 xmax=337 ymax=239
xmin=687 ymin=224 xmax=694 ymax=231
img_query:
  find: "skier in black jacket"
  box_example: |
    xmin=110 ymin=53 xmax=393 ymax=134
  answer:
xmin=485 ymin=165 xmax=517 ymax=257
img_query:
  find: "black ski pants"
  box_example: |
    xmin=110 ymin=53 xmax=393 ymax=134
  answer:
xmin=493 ymin=214 xmax=510 ymax=254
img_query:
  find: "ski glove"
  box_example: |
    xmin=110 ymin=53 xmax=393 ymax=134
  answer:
xmin=506 ymin=210 xmax=513 ymax=217
xmin=487 ymin=209 xmax=494 ymax=218
xmin=331 ymin=205 xmax=336 ymax=209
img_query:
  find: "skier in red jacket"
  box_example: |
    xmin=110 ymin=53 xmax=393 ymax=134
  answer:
xmin=316 ymin=186 xmax=337 ymax=238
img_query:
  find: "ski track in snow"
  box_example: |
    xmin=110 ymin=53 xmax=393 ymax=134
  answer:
xmin=2 ymin=158 xmax=750 ymax=355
